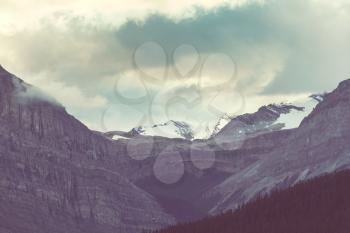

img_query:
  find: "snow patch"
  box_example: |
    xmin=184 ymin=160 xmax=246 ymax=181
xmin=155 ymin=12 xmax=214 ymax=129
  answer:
xmin=131 ymin=120 xmax=194 ymax=140
xmin=112 ymin=135 xmax=129 ymax=140
xmin=275 ymin=97 xmax=320 ymax=129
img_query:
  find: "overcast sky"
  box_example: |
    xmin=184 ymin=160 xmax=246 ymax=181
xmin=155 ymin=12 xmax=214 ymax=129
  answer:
xmin=1 ymin=0 xmax=350 ymax=132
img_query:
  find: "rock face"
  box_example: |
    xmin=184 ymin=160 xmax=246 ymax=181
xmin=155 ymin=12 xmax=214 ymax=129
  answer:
xmin=0 ymin=66 xmax=175 ymax=233
xmin=200 ymin=79 xmax=350 ymax=214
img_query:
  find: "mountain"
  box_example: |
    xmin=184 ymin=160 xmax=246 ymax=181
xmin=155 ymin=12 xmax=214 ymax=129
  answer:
xmin=152 ymin=170 xmax=350 ymax=233
xmin=121 ymin=78 xmax=350 ymax=222
xmin=213 ymin=101 xmax=315 ymax=142
xmin=105 ymin=120 xmax=194 ymax=140
xmin=210 ymin=94 xmax=326 ymax=140
xmin=0 ymin=65 xmax=175 ymax=233
xmin=200 ymin=79 xmax=350 ymax=215
xmin=108 ymin=96 xmax=323 ymax=142
xmin=131 ymin=120 xmax=195 ymax=140
xmin=2 ymin=64 xmax=350 ymax=232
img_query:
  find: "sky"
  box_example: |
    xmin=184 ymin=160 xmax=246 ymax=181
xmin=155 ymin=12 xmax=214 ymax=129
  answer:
xmin=1 ymin=0 xmax=350 ymax=133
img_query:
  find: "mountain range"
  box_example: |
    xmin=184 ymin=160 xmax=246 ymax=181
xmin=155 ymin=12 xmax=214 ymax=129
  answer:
xmin=1 ymin=64 xmax=350 ymax=232
xmin=106 ymin=95 xmax=324 ymax=141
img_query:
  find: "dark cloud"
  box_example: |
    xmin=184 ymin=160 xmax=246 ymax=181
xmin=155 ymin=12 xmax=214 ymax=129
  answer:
xmin=117 ymin=3 xmax=276 ymax=56
xmin=116 ymin=0 xmax=350 ymax=94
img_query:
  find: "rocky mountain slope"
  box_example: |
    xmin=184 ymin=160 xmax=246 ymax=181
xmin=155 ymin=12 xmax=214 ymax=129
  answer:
xmin=201 ymin=79 xmax=350 ymax=214
xmin=154 ymin=170 xmax=350 ymax=233
xmin=116 ymin=78 xmax=350 ymax=220
xmin=0 ymin=65 xmax=175 ymax=233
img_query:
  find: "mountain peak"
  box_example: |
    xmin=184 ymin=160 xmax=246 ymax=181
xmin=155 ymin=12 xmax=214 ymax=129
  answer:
xmin=300 ymin=78 xmax=350 ymax=128
xmin=124 ymin=120 xmax=195 ymax=140
xmin=0 ymin=65 xmax=17 ymax=94
xmin=0 ymin=64 xmax=10 ymax=75
xmin=214 ymin=101 xmax=313 ymax=142
xmin=337 ymin=78 xmax=350 ymax=91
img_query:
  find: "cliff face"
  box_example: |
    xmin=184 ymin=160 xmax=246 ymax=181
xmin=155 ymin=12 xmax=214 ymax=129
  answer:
xmin=0 ymin=66 xmax=175 ymax=233
xmin=203 ymin=78 xmax=350 ymax=214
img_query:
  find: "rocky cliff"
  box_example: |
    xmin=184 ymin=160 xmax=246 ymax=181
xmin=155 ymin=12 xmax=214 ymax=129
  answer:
xmin=202 ymin=78 xmax=350 ymax=214
xmin=0 ymin=65 xmax=175 ymax=233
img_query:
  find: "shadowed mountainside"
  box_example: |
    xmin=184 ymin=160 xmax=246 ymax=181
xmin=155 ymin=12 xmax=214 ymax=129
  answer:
xmin=152 ymin=170 xmax=350 ymax=233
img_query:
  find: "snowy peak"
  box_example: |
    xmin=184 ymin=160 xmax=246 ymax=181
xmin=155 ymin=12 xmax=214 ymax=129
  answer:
xmin=111 ymin=96 xmax=323 ymax=141
xmin=238 ymin=103 xmax=305 ymax=125
xmin=214 ymin=99 xmax=322 ymax=141
xmin=265 ymin=104 xmax=304 ymax=115
xmin=106 ymin=94 xmax=326 ymax=142
xmin=129 ymin=120 xmax=194 ymax=140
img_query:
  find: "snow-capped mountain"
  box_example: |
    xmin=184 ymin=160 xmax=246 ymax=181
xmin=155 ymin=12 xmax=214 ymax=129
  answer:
xmin=126 ymin=120 xmax=194 ymax=140
xmin=104 ymin=120 xmax=194 ymax=140
xmin=3 ymin=64 xmax=350 ymax=232
xmin=213 ymin=96 xmax=324 ymax=142
xmin=201 ymin=82 xmax=350 ymax=215
xmin=107 ymin=95 xmax=324 ymax=142
xmin=105 ymin=120 xmax=197 ymax=140
xmin=214 ymin=103 xmax=304 ymax=142
xmin=274 ymin=94 xmax=325 ymax=130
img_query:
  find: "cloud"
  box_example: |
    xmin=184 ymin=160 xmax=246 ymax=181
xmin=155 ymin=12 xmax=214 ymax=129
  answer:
xmin=1 ymin=0 xmax=350 ymax=131
xmin=260 ymin=0 xmax=350 ymax=94
xmin=116 ymin=0 xmax=350 ymax=94
xmin=11 ymin=76 xmax=61 ymax=106
xmin=0 ymin=0 xmax=257 ymax=34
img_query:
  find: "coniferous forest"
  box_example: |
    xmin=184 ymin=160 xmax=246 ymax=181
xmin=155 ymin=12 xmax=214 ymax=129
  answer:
xmin=151 ymin=170 xmax=350 ymax=233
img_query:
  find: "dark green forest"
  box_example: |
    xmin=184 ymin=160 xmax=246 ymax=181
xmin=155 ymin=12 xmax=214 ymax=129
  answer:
xmin=151 ymin=170 xmax=350 ymax=233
